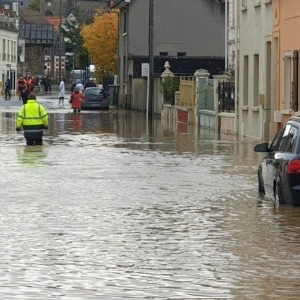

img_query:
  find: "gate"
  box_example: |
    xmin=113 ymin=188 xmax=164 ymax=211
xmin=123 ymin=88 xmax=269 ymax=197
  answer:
xmin=217 ymin=81 xmax=235 ymax=113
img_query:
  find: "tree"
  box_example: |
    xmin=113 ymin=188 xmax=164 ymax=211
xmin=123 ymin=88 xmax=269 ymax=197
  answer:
xmin=81 ymin=9 xmax=118 ymax=83
xmin=61 ymin=14 xmax=86 ymax=71
xmin=161 ymin=77 xmax=180 ymax=105
xmin=28 ymin=0 xmax=40 ymax=12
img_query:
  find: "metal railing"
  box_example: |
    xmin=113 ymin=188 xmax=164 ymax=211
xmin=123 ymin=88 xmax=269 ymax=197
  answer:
xmin=217 ymin=81 xmax=235 ymax=113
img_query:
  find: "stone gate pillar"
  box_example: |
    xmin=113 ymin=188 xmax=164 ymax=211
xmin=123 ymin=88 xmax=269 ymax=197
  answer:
xmin=161 ymin=61 xmax=174 ymax=104
xmin=194 ymin=69 xmax=210 ymax=110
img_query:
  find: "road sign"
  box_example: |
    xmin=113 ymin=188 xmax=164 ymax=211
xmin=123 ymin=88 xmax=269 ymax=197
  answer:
xmin=141 ymin=63 xmax=149 ymax=77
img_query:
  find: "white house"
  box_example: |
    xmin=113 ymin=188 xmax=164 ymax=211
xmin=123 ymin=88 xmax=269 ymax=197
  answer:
xmin=0 ymin=5 xmax=19 ymax=94
xmin=238 ymin=0 xmax=273 ymax=141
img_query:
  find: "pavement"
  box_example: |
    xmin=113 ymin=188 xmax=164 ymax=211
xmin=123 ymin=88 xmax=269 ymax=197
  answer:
xmin=0 ymin=92 xmax=115 ymax=112
xmin=0 ymin=92 xmax=69 ymax=111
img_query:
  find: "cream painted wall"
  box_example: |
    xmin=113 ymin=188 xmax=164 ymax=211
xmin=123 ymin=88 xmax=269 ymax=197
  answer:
xmin=0 ymin=29 xmax=18 ymax=92
xmin=238 ymin=1 xmax=273 ymax=140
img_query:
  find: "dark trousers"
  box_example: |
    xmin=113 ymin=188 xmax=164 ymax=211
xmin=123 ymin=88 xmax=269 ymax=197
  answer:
xmin=24 ymin=131 xmax=44 ymax=146
xmin=26 ymin=138 xmax=43 ymax=146
xmin=5 ymin=88 xmax=11 ymax=100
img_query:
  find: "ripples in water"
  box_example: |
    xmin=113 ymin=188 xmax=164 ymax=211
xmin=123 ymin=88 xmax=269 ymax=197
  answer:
xmin=0 ymin=111 xmax=299 ymax=299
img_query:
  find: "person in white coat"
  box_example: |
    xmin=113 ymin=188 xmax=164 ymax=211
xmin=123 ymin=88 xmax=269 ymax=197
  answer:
xmin=58 ymin=79 xmax=66 ymax=105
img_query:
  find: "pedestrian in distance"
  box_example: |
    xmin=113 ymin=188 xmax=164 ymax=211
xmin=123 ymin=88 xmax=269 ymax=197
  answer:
xmin=58 ymin=78 xmax=66 ymax=106
xmin=17 ymin=76 xmax=27 ymax=100
xmin=75 ymin=81 xmax=84 ymax=93
xmin=70 ymin=80 xmax=77 ymax=94
xmin=70 ymin=87 xmax=84 ymax=114
xmin=4 ymin=77 xmax=11 ymax=100
xmin=90 ymin=79 xmax=96 ymax=87
xmin=47 ymin=78 xmax=52 ymax=93
xmin=28 ymin=75 xmax=35 ymax=92
xmin=16 ymin=93 xmax=48 ymax=146
xmin=84 ymin=78 xmax=93 ymax=90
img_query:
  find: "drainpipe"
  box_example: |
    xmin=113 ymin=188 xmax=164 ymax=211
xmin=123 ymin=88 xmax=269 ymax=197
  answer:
xmin=234 ymin=0 xmax=239 ymax=135
xmin=225 ymin=0 xmax=228 ymax=71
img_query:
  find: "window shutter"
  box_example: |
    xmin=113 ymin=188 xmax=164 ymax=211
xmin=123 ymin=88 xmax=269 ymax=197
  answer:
xmin=292 ymin=50 xmax=298 ymax=111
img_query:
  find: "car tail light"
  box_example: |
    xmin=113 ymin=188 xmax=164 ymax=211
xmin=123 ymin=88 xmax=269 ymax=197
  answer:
xmin=287 ymin=159 xmax=300 ymax=174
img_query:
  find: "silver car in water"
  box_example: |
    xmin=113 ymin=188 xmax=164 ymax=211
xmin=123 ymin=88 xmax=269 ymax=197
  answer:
xmin=81 ymin=87 xmax=110 ymax=110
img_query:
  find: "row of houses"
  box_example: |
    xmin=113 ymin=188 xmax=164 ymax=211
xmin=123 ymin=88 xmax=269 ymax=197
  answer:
xmin=235 ymin=0 xmax=298 ymax=142
xmin=0 ymin=6 xmax=18 ymax=92
xmin=0 ymin=4 xmax=64 ymax=92
xmin=103 ymin=0 xmax=300 ymax=143
xmin=0 ymin=0 xmax=108 ymax=92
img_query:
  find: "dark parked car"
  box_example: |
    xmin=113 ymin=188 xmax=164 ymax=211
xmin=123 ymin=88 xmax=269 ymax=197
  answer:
xmin=254 ymin=117 xmax=300 ymax=206
xmin=81 ymin=87 xmax=110 ymax=110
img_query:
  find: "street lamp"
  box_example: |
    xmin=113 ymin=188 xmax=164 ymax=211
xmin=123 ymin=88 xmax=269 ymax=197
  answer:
xmin=72 ymin=43 xmax=76 ymax=82
xmin=58 ymin=0 xmax=62 ymax=82
xmin=65 ymin=46 xmax=75 ymax=82
xmin=148 ymin=0 xmax=154 ymax=116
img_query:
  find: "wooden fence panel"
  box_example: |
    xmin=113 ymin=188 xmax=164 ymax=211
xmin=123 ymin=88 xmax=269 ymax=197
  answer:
xmin=178 ymin=77 xmax=196 ymax=108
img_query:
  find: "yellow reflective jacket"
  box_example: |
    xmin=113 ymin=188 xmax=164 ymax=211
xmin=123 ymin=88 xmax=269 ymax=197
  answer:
xmin=17 ymin=99 xmax=48 ymax=131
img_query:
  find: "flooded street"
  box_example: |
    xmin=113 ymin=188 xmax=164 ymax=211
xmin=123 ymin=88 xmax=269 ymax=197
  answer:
xmin=0 ymin=99 xmax=300 ymax=299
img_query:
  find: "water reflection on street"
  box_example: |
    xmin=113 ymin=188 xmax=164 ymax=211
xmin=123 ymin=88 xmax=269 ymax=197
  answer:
xmin=0 ymin=109 xmax=300 ymax=299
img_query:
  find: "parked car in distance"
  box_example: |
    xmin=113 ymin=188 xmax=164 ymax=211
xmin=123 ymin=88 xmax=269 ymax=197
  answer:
xmin=81 ymin=87 xmax=110 ymax=110
xmin=254 ymin=117 xmax=300 ymax=206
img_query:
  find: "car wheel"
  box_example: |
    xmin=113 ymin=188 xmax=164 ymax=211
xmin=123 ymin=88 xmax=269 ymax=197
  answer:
xmin=258 ymin=171 xmax=265 ymax=194
xmin=274 ymin=182 xmax=283 ymax=206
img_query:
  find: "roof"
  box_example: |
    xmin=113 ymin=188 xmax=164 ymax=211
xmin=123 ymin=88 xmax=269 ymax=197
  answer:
xmin=19 ymin=8 xmax=50 ymax=24
xmin=18 ymin=8 xmax=66 ymax=30
xmin=45 ymin=16 xmax=66 ymax=31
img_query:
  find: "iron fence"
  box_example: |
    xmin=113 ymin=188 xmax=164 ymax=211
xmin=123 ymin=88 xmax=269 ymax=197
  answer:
xmin=217 ymin=81 xmax=235 ymax=113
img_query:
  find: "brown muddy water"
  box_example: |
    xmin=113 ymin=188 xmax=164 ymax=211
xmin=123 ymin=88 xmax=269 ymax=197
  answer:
xmin=0 ymin=106 xmax=299 ymax=299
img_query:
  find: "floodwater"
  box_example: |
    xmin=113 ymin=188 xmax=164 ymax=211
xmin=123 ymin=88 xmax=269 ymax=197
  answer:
xmin=0 ymin=104 xmax=300 ymax=299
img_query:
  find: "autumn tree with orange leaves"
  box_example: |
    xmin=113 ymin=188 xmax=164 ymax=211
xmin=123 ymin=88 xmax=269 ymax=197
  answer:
xmin=81 ymin=9 xmax=118 ymax=83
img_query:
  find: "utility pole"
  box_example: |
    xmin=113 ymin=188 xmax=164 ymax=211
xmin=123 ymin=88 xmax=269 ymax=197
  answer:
xmin=148 ymin=0 xmax=154 ymax=116
xmin=58 ymin=0 xmax=62 ymax=82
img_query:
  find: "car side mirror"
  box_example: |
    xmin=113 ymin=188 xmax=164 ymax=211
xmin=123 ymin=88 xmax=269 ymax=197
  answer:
xmin=254 ymin=143 xmax=270 ymax=153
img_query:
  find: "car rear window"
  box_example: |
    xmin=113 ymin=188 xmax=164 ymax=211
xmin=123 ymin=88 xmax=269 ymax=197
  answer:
xmin=85 ymin=89 xmax=105 ymax=100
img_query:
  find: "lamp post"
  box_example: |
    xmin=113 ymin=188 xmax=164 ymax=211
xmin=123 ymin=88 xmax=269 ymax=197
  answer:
xmin=148 ymin=0 xmax=154 ymax=116
xmin=72 ymin=43 xmax=75 ymax=82
xmin=58 ymin=0 xmax=62 ymax=82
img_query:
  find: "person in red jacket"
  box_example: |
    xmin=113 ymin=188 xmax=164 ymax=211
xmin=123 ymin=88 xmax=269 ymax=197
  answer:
xmin=17 ymin=76 xmax=27 ymax=100
xmin=28 ymin=76 xmax=35 ymax=92
xmin=70 ymin=87 xmax=84 ymax=113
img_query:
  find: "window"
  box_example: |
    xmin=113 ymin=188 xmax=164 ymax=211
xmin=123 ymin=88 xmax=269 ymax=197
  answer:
xmin=271 ymin=124 xmax=291 ymax=151
xmin=177 ymin=52 xmax=186 ymax=57
xmin=270 ymin=125 xmax=285 ymax=151
xmin=284 ymin=51 xmax=292 ymax=110
xmin=253 ymin=54 xmax=259 ymax=106
xmin=243 ymin=55 xmax=249 ymax=106
xmin=159 ymin=52 xmax=168 ymax=56
xmin=122 ymin=10 xmax=128 ymax=34
xmin=285 ymin=126 xmax=298 ymax=153
xmin=271 ymin=124 xmax=297 ymax=152
xmin=241 ymin=0 xmax=247 ymax=8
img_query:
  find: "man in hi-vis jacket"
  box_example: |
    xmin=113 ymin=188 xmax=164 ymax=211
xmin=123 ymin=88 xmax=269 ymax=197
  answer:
xmin=16 ymin=93 xmax=48 ymax=146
